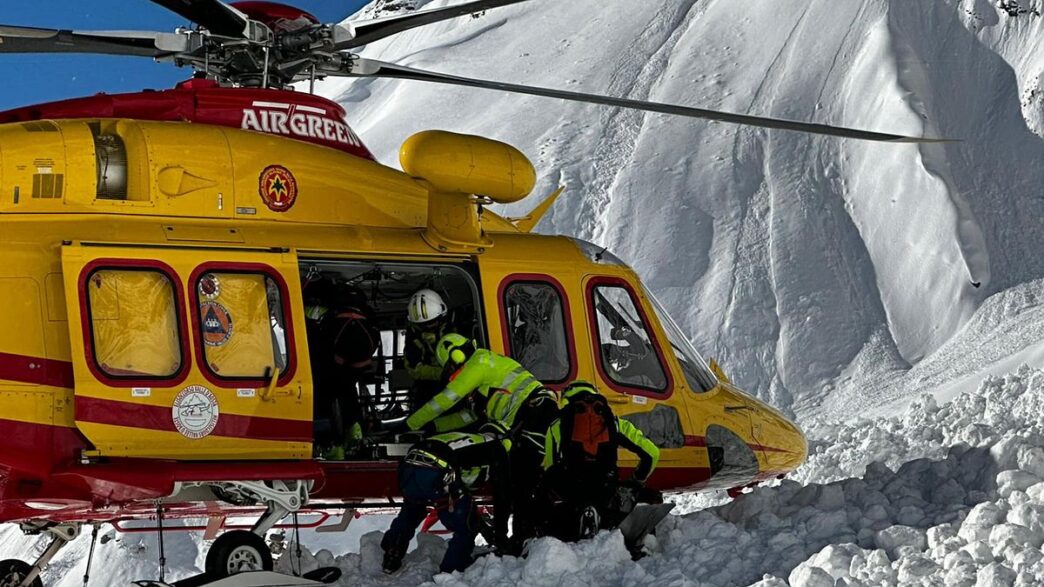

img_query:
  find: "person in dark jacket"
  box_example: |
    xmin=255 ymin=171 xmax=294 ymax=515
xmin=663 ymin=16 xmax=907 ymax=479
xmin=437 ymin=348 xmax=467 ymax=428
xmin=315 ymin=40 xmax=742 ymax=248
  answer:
xmin=539 ymin=381 xmax=660 ymax=541
xmin=381 ymin=429 xmax=511 ymax=574
xmin=304 ymin=278 xmax=378 ymax=459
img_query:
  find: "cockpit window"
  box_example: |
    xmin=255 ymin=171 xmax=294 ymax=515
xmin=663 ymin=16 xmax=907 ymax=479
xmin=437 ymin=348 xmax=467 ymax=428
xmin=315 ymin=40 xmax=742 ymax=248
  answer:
xmin=503 ymin=279 xmax=573 ymax=384
xmin=590 ymin=283 xmax=668 ymax=393
xmin=644 ymin=287 xmax=717 ymax=392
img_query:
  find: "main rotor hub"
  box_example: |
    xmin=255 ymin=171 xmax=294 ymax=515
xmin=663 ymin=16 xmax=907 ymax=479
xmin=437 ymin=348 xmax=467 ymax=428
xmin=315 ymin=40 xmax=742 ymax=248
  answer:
xmin=231 ymin=2 xmax=319 ymax=32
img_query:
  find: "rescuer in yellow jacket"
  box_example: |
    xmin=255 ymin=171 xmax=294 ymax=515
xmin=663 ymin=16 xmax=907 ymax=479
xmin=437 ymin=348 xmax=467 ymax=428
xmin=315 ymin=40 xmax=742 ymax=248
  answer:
xmin=539 ymin=381 xmax=660 ymax=541
xmin=406 ymin=333 xmax=559 ymax=548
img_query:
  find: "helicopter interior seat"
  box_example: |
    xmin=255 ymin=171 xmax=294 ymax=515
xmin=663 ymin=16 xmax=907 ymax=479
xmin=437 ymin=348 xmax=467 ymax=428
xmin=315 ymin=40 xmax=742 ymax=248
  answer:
xmin=298 ymin=259 xmax=483 ymax=459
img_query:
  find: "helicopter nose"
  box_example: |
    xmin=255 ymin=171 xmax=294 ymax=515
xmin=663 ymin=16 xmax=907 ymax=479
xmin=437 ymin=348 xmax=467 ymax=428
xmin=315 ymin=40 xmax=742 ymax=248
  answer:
xmin=771 ymin=418 xmax=808 ymax=475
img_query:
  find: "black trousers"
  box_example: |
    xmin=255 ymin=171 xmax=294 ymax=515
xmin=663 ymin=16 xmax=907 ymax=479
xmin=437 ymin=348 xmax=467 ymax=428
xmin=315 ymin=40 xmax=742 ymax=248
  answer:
xmin=508 ymin=393 xmax=559 ymax=544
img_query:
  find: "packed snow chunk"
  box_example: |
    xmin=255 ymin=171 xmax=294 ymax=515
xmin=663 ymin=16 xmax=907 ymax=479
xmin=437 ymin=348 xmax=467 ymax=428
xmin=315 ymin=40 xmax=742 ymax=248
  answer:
xmin=998 ymin=470 xmax=1041 ymax=498
xmin=1009 ymin=547 xmax=1044 ymax=574
xmin=788 ymin=543 xmax=871 ymax=584
xmin=1027 ymin=482 xmax=1044 ymax=503
xmin=1017 ymin=447 xmax=1044 ymax=479
xmin=787 ymin=565 xmax=835 ymax=587
xmin=848 ymin=548 xmax=899 ymax=585
xmin=440 ymin=531 xmax=632 ymax=587
xmin=896 ymin=553 xmax=942 ymax=583
xmin=874 ymin=525 xmax=927 ymax=558
xmin=927 ymin=523 xmax=960 ymax=550
xmin=960 ymin=502 xmax=1007 ymax=543
xmin=977 ymin=562 xmax=1018 ymax=587
xmin=990 ymin=435 xmax=1028 ymax=472
xmin=989 ymin=523 xmax=1044 ymax=551
xmin=1007 ymin=503 xmax=1044 ymax=535
xmin=963 ymin=539 xmax=998 ymax=566
xmin=804 ymin=510 xmax=849 ymax=541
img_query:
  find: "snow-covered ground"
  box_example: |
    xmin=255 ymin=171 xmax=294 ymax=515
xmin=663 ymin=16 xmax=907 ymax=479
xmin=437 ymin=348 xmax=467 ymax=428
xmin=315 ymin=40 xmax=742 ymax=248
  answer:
xmin=7 ymin=364 xmax=1044 ymax=585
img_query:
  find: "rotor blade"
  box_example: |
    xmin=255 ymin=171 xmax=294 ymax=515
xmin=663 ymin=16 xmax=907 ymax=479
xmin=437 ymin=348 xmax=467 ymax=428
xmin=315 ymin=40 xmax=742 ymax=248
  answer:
xmin=345 ymin=59 xmax=950 ymax=143
xmin=0 ymin=25 xmax=187 ymax=56
xmin=336 ymin=0 xmax=532 ymax=50
xmin=149 ymin=0 xmax=249 ymax=37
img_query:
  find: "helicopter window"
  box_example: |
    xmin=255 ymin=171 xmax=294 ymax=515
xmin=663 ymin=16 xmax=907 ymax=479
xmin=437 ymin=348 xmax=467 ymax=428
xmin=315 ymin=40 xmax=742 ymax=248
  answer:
xmin=643 ymin=288 xmax=717 ymax=393
xmin=589 ymin=280 xmax=669 ymax=394
xmin=192 ymin=270 xmax=290 ymax=381
xmin=501 ymin=277 xmax=574 ymax=384
xmin=85 ymin=268 xmax=184 ymax=380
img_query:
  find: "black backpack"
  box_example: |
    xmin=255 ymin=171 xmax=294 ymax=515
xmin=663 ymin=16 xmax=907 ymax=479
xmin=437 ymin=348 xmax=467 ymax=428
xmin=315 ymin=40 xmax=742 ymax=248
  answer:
xmin=558 ymin=393 xmax=619 ymax=483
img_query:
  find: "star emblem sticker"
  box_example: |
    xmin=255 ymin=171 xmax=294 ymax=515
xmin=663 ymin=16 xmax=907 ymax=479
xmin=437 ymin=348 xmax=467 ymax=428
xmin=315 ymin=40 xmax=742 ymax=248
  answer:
xmin=269 ymin=176 xmax=286 ymax=199
xmin=258 ymin=165 xmax=298 ymax=212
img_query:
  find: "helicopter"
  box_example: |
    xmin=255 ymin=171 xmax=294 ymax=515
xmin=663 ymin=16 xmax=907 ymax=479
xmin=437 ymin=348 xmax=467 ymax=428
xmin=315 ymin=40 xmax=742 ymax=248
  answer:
xmin=0 ymin=0 xmax=943 ymax=584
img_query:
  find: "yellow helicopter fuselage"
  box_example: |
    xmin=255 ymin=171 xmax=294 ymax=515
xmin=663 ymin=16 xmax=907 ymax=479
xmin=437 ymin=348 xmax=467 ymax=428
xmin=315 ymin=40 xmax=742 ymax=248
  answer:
xmin=0 ymin=118 xmax=805 ymax=521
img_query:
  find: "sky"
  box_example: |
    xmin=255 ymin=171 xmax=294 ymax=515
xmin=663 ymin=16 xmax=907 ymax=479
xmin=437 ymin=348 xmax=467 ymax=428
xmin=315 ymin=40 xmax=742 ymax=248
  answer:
xmin=0 ymin=0 xmax=369 ymax=110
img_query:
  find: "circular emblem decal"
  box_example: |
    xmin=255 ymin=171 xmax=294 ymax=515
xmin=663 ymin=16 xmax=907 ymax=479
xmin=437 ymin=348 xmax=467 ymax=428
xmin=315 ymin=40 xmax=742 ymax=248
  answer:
xmin=172 ymin=385 xmax=220 ymax=439
xmin=258 ymin=165 xmax=298 ymax=212
xmin=198 ymin=273 xmax=221 ymax=300
xmin=200 ymin=301 xmax=233 ymax=347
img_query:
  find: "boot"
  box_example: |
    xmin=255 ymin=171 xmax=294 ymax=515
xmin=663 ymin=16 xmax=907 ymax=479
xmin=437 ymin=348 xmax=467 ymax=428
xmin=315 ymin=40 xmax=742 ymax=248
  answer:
xmin=578 ymin=506 xmax=600 ymax=540
xmin=382 ymin=546 xmax=405 ymax=574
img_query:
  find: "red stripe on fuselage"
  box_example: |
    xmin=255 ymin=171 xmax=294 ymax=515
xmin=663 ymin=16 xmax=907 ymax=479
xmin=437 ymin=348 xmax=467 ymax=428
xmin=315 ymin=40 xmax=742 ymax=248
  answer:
xmin=74 ymin=396 xmax=312 ymax=442
xmin=685 ymin=434 xmax=793 ymax=454
xmin=0 ymin=353 xmax=74 ymax=388
xmin=747 ymin=443 xmax=794 ymax=454
xmin=684 ymin=435 xmax=707 ymax=447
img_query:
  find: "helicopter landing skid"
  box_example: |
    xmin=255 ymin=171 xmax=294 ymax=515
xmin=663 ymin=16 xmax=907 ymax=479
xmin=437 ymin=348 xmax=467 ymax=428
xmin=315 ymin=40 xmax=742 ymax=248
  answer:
xmin=197 ymin=480 xmax=312 ymax=537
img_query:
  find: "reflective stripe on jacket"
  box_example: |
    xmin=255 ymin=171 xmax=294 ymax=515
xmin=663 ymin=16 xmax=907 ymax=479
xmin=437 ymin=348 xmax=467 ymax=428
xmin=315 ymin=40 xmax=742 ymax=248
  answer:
xmin=423 ymin=431 xmax=511 ymax=489
xmin=406 ymin=349 xmax=545 ymax=431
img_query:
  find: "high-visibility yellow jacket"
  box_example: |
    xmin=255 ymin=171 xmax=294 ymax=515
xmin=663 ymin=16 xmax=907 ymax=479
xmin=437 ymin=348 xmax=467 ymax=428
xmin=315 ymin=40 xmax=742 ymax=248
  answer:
xmin=406 ymin=349 xmax=547 ymax=432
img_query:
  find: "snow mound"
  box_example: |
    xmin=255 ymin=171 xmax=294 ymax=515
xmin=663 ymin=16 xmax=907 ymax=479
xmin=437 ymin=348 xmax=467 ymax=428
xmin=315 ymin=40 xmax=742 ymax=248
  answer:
xmin=3 ymin=362 xmax=1043 ymax=586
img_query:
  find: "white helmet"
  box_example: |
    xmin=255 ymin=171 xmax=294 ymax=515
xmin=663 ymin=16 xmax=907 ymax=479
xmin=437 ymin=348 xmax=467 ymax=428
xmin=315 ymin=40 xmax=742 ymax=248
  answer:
xmin=407 ymin=289 xmax=448 ymax=324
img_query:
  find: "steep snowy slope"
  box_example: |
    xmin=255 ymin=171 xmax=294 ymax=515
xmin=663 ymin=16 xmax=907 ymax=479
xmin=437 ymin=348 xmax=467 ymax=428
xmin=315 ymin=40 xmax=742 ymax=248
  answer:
xmin=317 ymin=0 xmax=1044 ymax=416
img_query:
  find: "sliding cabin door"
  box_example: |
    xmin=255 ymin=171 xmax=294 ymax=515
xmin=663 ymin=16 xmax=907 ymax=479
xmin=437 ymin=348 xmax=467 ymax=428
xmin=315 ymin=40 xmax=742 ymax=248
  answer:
xmin=61 ymin=244 xmax=311 ymax=460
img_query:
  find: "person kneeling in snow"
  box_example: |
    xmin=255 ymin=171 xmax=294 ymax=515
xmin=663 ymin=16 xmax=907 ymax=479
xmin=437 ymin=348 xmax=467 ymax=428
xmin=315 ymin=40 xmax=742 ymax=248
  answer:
xmin=538 ymin=381 xmax=661 ymax=542
xmin=382 ymin=429 xmax=510 ymax=575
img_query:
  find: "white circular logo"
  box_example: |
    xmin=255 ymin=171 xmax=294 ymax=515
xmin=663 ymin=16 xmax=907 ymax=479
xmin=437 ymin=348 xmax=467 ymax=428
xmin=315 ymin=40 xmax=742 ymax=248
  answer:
xmin=172 ymin=385 xmax=220 ymax=439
